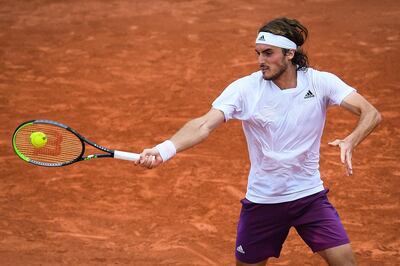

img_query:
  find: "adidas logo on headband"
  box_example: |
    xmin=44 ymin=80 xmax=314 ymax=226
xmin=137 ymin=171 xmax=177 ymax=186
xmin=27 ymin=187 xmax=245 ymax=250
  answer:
xmin=258 ymin=35 xmax=265 ymax=41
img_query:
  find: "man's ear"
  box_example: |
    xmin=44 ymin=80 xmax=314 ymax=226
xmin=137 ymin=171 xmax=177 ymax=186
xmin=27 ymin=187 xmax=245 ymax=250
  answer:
xmin=285 ymin=49 xmax=295 ymax=60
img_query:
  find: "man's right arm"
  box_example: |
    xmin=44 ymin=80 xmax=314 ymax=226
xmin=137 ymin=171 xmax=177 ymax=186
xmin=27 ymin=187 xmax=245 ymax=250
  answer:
xmin=137 ymin=108 xmax=225 ymax=169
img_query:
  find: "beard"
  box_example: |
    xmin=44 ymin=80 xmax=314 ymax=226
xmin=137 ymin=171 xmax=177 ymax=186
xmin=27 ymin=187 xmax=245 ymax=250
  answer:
xmin=261 ymin=61 xmax=288 ymax=81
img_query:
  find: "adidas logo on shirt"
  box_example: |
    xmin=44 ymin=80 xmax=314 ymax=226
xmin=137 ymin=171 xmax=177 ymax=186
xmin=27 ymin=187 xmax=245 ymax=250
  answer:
xmin=236 ymin=245 xmax=245 ymax=254
xmin=304 ymin=90 xmax=315 ymax=99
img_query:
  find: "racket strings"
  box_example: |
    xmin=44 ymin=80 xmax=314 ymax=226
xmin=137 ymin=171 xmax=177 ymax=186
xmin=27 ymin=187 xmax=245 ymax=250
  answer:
xmin=14 ymin=124 xmax=83 ymax=164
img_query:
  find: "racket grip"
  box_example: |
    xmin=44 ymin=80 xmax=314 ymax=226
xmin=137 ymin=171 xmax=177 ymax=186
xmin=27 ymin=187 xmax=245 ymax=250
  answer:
xmin=114 ymin=150 xmax=140 ymax=161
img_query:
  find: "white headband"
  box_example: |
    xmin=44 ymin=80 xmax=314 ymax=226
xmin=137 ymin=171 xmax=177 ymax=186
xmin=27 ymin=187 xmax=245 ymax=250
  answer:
xmin=255 ymin=32 xmax=297 ymax=49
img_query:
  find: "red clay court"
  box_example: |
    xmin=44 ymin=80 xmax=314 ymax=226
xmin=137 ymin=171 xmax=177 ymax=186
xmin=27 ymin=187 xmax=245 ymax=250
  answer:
xmin=1 ymin=0 xmax=399 ymax=265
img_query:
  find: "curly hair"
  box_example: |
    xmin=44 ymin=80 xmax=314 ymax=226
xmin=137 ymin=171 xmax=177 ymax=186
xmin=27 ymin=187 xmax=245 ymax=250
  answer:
xmin=258 ymin=17 xmax=309 ymax=70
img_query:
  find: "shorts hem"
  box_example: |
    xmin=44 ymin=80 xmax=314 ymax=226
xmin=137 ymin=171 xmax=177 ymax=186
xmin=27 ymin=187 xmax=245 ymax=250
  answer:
xmin=236 ymin=253 xmax=280 ymax=264
xmin=311 ymin=239 xmax=350 ymax=253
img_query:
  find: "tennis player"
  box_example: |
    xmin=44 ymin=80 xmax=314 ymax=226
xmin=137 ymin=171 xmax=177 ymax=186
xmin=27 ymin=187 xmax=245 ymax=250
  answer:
xmin=137 ymin=17 xmax=381 ymax=266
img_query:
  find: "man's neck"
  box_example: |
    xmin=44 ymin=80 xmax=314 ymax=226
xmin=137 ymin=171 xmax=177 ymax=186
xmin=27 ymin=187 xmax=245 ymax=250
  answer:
xmin=273 ymin=65 xmax=297 ymax=90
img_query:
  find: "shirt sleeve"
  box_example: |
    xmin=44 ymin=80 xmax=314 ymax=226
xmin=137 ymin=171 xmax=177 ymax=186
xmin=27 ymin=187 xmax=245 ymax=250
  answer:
xmin=212 ymin=79 xmax=245 ymax=122
xmin=314 ymin=71 xmax=357 ymax=106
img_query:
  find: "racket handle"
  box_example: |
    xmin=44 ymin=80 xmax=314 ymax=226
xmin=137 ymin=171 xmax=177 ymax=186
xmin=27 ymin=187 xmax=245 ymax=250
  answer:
xmin=114 ymin=150 xmax=140 ymax=161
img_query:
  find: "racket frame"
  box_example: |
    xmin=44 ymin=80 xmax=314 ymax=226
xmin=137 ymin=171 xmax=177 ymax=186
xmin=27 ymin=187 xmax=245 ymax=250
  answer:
xmin=13 ymin=119 xmax=120 ymax=167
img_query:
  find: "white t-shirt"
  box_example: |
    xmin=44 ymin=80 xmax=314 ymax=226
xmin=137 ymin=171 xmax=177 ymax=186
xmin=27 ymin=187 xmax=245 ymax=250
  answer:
xmin=212 ymin=68 xmax=356 ymax=203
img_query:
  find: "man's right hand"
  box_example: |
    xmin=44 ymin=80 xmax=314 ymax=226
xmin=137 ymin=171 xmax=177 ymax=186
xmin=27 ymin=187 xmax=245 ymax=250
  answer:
xmin=135 ymin=148 xmax=163 ymax=169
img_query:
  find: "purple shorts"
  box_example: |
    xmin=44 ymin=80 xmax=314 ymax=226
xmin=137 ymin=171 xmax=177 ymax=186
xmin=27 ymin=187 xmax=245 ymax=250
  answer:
xmin=235 ymin=189 xmax=350 ymax=264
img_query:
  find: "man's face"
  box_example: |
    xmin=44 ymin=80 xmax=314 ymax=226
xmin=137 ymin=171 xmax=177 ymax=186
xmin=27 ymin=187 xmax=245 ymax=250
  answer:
xmin=255 ymin=44 xmax=293 ymax=81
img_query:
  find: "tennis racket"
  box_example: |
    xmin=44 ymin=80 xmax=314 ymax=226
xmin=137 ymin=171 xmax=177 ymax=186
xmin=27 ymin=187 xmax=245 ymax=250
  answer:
xmin=12 ymin=119 xmax=140 ymax=167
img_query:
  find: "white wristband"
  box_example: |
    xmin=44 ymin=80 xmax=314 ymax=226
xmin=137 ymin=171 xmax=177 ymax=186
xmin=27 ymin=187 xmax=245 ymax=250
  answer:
xmin=155 ymin=140 xmax=176 ymax=162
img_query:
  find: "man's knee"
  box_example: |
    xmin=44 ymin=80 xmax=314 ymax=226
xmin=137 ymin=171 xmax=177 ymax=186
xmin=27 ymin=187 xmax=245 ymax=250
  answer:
xmin=317 ymin=244 xmax=356 ymax=266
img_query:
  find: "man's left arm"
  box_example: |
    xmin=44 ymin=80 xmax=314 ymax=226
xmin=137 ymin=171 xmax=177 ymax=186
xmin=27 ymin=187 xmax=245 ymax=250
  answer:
xmin=328 ymin=92 xmax=382 ymax=176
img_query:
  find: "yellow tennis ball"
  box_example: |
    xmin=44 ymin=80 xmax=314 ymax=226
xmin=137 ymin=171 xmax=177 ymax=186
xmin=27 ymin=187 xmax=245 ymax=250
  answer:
xmin=30 ymin=132 xmax=47 ymax=148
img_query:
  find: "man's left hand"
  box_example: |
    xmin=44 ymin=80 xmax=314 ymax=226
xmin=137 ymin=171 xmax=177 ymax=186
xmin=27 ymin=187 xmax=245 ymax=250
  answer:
xmin=328 ymin=139 xmax=354 ymax=176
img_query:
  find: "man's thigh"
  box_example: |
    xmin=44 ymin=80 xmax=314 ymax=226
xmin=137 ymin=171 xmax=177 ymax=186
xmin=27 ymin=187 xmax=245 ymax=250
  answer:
xmin=291 ymin=189 xmax=350 ymax=253
xmin=235 ymin=198 xmax=290 ymax=264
